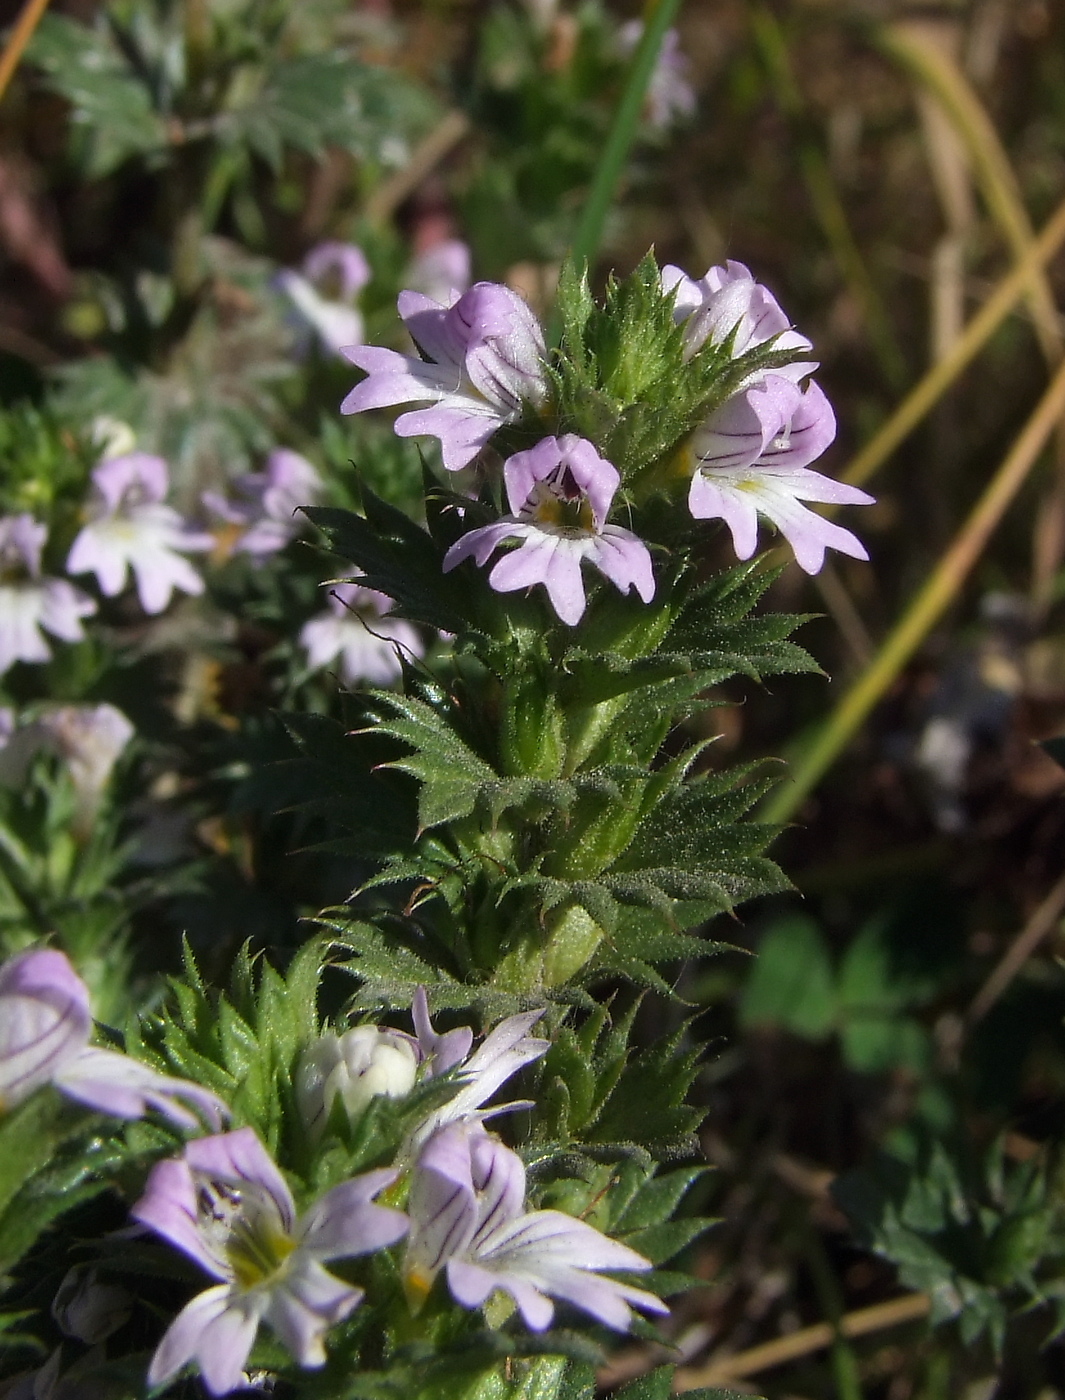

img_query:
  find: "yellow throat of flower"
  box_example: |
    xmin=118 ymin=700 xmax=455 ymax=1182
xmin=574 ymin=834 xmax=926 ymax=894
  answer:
xmin=226 ymin=1214 xmax=297 ymax=1291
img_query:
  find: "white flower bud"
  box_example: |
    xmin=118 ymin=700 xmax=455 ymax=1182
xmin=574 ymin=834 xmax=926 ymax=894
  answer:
xmin=296 ymin=1026 xmax=418 ymax=1135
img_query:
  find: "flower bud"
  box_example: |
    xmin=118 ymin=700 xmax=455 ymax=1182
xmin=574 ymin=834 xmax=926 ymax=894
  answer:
xmin=51 ymin=1266 xmax=131 ymax=1343
xmin=296 ymin=1026 xmax=418 ymax=1135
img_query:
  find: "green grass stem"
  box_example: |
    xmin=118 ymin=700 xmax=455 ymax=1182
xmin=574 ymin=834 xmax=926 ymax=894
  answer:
xmin=567 ymin=0 xmax=684 ymax=274
xmin=765 ymin=353 xmax=1065 ymax=825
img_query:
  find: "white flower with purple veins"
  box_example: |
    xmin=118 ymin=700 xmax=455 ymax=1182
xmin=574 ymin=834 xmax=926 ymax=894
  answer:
xmin=0 ymin=948 xmax=225 ymax=1128
xmin=67 ymin=454 xmax=212 ymax=615
xmin=406 ymin=1122 xmax=668 ymax=1332
xmin=688 ymin=374 xmax=874 ymax=575
xmin=0 ymin=515 xmax=95 ymax=677
xmin=407 ymin=987 xmax=548 ymax=1152
xmin=203 ymin=449 xmax=322 ymax=556
xmin=132 ymin=1129 xmax=408 ymax=1396
xmin=342 ymin=282 xmax=549 ymax=471
xmin=300 ymin=580 xmax=423 ymax=687
xmin=663 ymin=259 xmax=818 ymax=369
xmin=444 ymin=434 xmax=655 ymax=626
xmin=277 ymin=242 xmax=371 ymax=358
xmin=617 ymin=22 xmax=696 ymax=130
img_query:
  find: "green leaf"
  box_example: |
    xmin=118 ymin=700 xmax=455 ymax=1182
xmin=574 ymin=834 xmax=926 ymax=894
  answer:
xmin=28 ymin=14 xmax=168 ymax=177
xmin=367 ymin=693 xmax=500 ymax=832
xmin=739 ymin=914 xmax=836 ymax=1040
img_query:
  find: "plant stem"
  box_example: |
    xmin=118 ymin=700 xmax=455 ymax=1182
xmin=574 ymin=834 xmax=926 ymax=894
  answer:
xmin=567 ymin=0 xmax=684 ymax=273
xmin=0 ymin=0 xmax=51 ymax=103
xmin=880 ymin=20 xmax=1061 ymax=364
xmin=764 ymin=352 xmax=1065 ymax=825
xmin=752 ymin=6 xmax=907 ymax=391
xmin=839 ymin=192 xmax=1065 ymax=490
xmin=673 ymin=1292 xmax=930 ymax=1389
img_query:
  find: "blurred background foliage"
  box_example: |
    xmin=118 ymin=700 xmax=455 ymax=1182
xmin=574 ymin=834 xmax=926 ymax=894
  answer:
xmin=4 ymin=0 xmax=1065 ymax=1395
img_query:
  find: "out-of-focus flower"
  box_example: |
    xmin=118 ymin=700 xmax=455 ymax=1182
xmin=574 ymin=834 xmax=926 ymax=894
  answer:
xmin=662 ymin=260 xmax=816 ymax=369
xmin=277 ymin=241 xmax=371 ymax=358
xmin=0 ymin=704 xmax=134 ymax=835
xmin=0 ymin=515 xmax=95 ymax=677
xmin=39 ymin=703 xmax=134 ymax=815
xmin=406 ymin=239 xmax=472 ymax=306
xmin=406 ymin=1121 xmax=668 ymax=1331
xmin=66 ymin=454 xmax=211 ymax=615
xmin=203 ymin=449 xmax=322 ymax=556
xmin=52 ymin=1266 xmax=132 ymax=1343
xmin=132 ymin=1128 xmax=408 ymax=1396
xmin=444 ymin=434 xmax=654 ymax=626
xmin=687 ymin=376 xmax=873 ymax=574
xmin=617 ymin=22 xmax=696 ymax=130
xmin=89 ymin=416 xmax=137 ymax=461
xmin=300 ymin=580 xmax=423 ymax=687
xmin=296 ymin=1026 xmax=418 ymax=1137
xmin=0 ymin=948 xmax=225 ymax=1128
xmin=342 ymin=282 xmax=548 ymax=471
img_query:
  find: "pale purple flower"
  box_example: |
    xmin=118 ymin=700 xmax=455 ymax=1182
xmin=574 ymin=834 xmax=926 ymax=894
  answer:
xmin=688 ymin=375 xmax=873 ymax=574
xmin=132 ymin=1128 xmax=408 ymax=1395
xmin=277 ymin=242 xmax=371 ymax=358
xmin=342 ymin=282 xmax=548 ymax=471
xmin=300 ymin=580 xmax=423 ymax=687
xmin=443 ymin=434 xmax=654 ymax=626
xmin=662 ymin=259 xmax=817 ymax=369
xmin=66 ymin=454 xmax=211 ymax=615
xmin=203 ymin=449 xmax=323 ymax=556
xmin=296 ymin=1025 xmax=418 ymax=1137
xmin=0 ymin=948 xmax=225 ymax=1128
xmin=617 ymin=22 xmax=696 ymax=130
xmin=407 ymin=239 xmax=472 ymax=306
xmin=0 ymin=515 xmax=95 ymax=677
xmin=407 ymin=987 xmax=548 ymax=1152
xmin=406 ymin=1122 xmax=668 ymax=1332
xmin=0 ymin=704 xmax=132 ymax=806
xmin=38 ymin=703 xmax=134 ymax=809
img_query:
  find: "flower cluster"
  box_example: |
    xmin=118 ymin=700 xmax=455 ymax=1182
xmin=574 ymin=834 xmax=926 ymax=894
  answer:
xmin=341 ymin=259 xmax=872 ymax=626
xmin=0 ymin=437 xmax=364 ymax=685
xmin=0 ymin=963 xmax=668 ymax=1396
xmin=664 ymin=261 xmax=873 ymax=574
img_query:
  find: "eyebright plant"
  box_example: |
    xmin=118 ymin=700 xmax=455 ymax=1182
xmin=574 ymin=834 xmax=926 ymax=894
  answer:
xmin=0 ymin=252 xmax=871 ymax=1400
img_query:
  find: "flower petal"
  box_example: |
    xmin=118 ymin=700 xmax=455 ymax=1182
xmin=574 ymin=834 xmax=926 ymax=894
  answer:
xmin=0 ymin=949 xmax=90 ymax=1110
xmin=132 ymin=1158 xmax=227 ymax=1279
xmin=264 ymin=1259 xmax=362 ymax=1367
xmin=55 ymin=1047 xmax=226 ymax=1129
xmin=299 ymin=1170 xmax=408 ymax=1260
xmin=185 ymin=1128 xmax=296 ymax=1233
